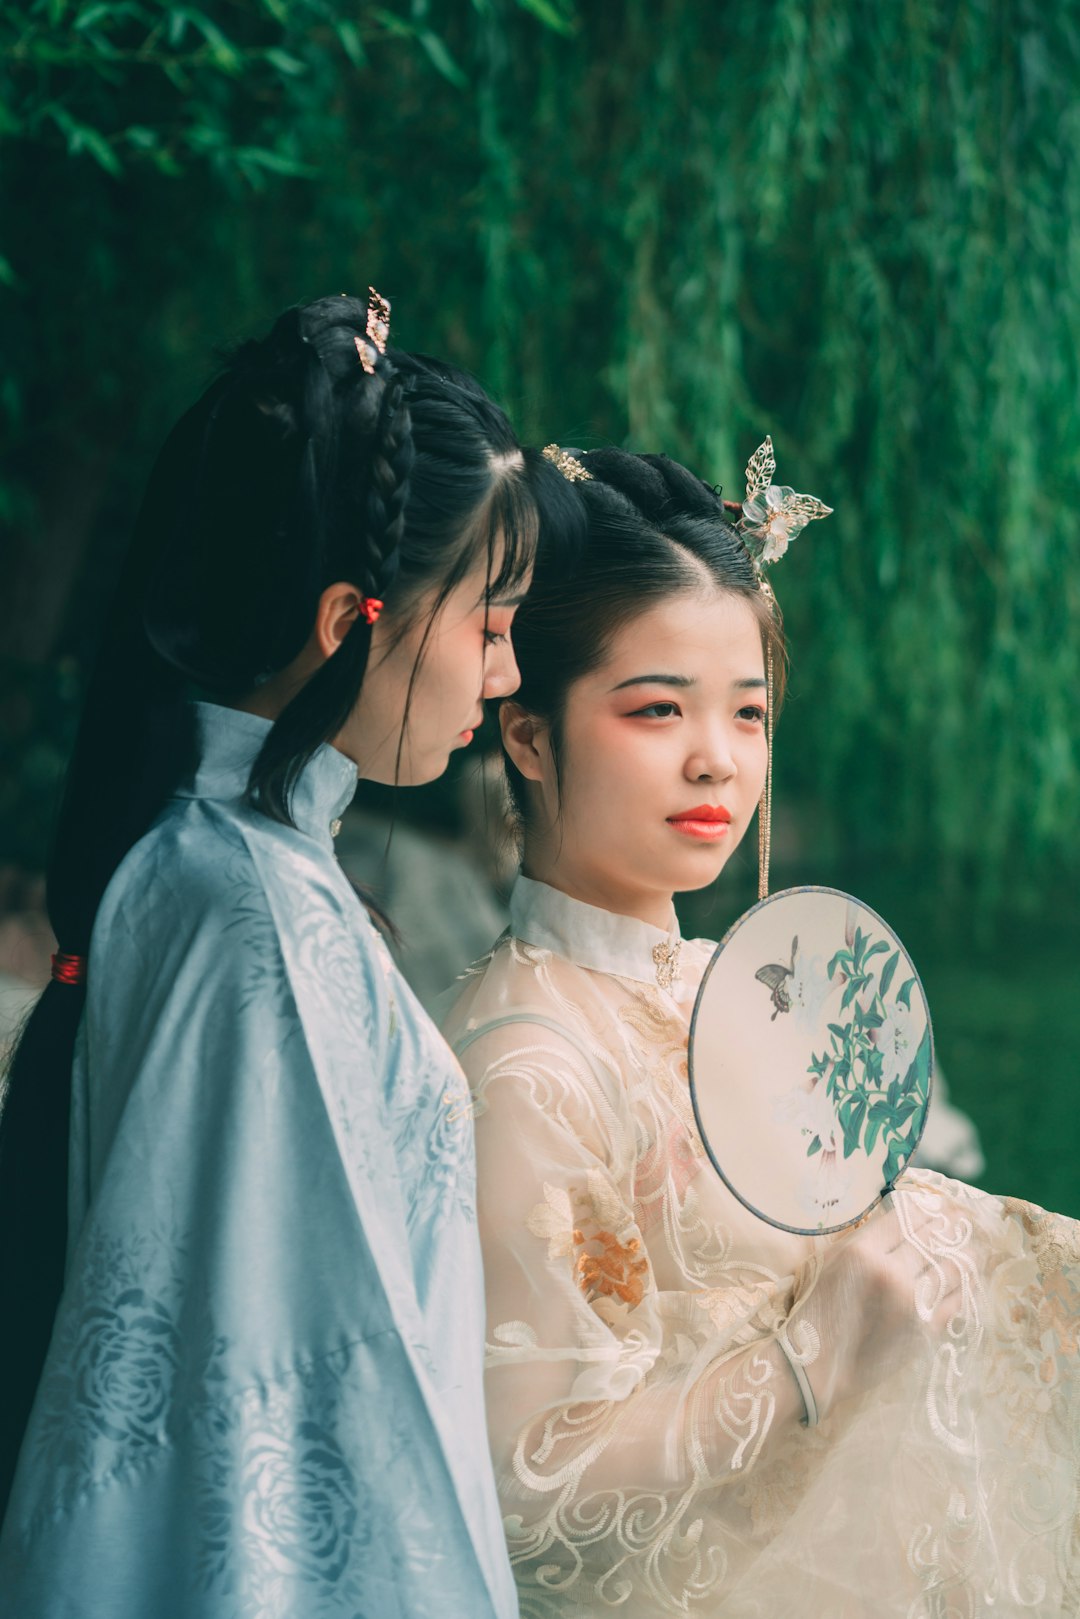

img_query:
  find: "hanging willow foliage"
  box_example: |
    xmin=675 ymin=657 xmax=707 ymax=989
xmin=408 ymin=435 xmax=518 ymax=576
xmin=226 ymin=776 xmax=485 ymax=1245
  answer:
xmin=1 ymin=0 xmax=1076 ymax=915
xmin=462 ymin=0 xmax=1080 ymax=912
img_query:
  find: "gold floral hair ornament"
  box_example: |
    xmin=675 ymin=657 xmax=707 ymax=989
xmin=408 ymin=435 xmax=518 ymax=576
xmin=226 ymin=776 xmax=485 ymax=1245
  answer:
xmin=736 ymin=436 xmax=832 ymax=569
xmin=542 ymin=443 xmax=592 ymax=483
xmin=354 ymin=286 xmax=391 ymax=374
xmin=366 ymin=286 xmax=391 ymax=353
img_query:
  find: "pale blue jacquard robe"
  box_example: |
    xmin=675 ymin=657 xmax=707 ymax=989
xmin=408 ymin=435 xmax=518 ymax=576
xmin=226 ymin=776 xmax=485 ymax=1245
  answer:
xmin=0 ymin=703 xmax=516 ymax=1619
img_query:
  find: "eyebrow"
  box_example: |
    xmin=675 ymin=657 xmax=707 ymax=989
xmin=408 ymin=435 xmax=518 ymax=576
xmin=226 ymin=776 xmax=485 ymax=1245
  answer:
xmin=477 ymin=591 xmax=528 ymax=610
xmin=610 ymin=673 xmax=768 ymax=692
xmin=610 ymin=673 xmax=695 ymax=692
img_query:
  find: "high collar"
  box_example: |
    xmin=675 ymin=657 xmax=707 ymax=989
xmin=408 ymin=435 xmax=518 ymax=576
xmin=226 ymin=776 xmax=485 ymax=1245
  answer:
xmin=174 ymin=702 xmax=359 ymax=850
xmin=508 ymin=875 xmax=684 ymax=992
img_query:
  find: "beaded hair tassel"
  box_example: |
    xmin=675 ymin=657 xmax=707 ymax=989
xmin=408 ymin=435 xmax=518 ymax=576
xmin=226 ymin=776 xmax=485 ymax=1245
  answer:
xmin=757 ymin=644 xmax=775 ymax=901
xmin=730 ymin=438 xmax=832 ymax=901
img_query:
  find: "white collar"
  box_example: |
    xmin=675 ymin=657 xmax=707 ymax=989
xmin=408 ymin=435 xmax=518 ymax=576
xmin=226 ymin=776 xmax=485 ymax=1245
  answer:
xmin=508 ymin=875 xmax=683 ymax=991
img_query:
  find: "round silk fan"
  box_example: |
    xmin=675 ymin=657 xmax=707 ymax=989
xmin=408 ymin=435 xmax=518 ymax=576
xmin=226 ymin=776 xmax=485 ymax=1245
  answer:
xmin=687 ymin=887 xmax=934 ymax=1235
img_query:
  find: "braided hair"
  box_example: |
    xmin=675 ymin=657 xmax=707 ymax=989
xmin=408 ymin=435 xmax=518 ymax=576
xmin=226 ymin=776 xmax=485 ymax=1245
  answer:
xmin=503 ymin=446 xmax=786 ymax=826
xmin=0 ymin=293 xmax=568 ymax=1515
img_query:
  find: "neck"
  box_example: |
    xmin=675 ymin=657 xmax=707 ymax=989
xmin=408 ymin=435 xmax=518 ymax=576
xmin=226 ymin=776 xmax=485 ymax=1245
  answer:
xmin=228 ymin=669 xmax=365 ymax=771
xmin=521 ymin=842 xmax=676 ymax=932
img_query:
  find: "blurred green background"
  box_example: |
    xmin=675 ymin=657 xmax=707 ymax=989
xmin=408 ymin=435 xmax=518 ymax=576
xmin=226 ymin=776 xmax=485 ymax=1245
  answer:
xmin=1 ymin=0 xmax=1078 ymax=1211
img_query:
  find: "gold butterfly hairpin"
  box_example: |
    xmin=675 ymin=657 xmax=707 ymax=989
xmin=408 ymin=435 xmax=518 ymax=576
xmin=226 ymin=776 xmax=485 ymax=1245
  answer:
xmin=736 ymin=436 xmax=832 ymax=568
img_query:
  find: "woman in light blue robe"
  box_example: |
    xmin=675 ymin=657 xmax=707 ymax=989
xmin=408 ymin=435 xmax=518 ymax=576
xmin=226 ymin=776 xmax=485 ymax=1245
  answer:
xmin=0 ymin=294 xmax=577 ymax=1617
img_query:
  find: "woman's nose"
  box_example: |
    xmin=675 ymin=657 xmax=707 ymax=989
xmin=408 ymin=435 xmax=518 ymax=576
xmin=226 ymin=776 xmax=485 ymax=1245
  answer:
xmin=483 ymin=641 xmax=522 ymax=699
xmin=683 ymin=730 xmax=736 ymax=783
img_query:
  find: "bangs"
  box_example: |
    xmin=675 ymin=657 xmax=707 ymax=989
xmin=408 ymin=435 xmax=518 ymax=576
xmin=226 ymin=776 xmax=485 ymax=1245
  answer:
xmin=467 ymin=466 xmax=538 ymax=599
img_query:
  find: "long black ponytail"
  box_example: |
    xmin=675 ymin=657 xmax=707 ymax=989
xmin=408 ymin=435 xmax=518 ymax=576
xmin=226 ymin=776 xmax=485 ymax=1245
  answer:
xmin=0 ymin=293 xmax=566 ymax=1516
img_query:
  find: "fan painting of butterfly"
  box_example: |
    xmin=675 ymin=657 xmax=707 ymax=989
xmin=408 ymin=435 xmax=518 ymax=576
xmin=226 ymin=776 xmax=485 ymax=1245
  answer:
xmin=755 ymin=936 xmax=798 ymax=1019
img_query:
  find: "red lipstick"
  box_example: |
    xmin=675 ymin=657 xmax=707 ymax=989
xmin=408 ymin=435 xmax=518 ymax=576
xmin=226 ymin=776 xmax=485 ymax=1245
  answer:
xmin=667 ymin=803 xmax=732 ymax=841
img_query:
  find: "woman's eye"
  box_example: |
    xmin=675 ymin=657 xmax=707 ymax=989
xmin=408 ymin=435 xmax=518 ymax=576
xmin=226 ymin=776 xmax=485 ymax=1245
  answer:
xmin=632 ymin=702 xmax=681 ymax=719
xmin=738 ymin=705 xmax=767 ymax=724
xmin=484 ymin=629 xmax=509 ymax=646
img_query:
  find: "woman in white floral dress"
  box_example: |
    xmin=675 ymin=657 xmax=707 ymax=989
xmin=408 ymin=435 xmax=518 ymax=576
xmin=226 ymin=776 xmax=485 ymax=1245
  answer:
xmin=442 ymin=447 xmax=1080 ymax=1618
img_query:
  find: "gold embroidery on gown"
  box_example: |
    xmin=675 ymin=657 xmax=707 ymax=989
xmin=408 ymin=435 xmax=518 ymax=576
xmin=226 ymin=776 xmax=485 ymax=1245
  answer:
xmin=444 ymin=878 xmax=1080 ymax=1618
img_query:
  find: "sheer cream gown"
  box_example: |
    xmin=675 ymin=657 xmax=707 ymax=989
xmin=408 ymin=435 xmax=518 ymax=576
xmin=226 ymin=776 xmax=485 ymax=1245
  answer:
xmin=441 ymin=876 xmax=1080 ymax=1618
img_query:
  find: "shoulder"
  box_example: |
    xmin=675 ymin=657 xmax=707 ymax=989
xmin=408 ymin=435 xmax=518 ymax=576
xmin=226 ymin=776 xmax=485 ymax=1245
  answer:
xmin=102 ymin=796 xmax=264 ymax=913
xmin=442 ymin=936 xmax=625 ymax=1135
xmin=92 ymin=799 xmax=386 ymax=1010
xmin=442 ymin=933 xmax=606 ymax=1054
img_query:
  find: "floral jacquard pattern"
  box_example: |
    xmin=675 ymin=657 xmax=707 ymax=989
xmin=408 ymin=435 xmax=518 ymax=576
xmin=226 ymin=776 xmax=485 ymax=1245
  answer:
xmin=27 ymin=1231 xmax=374 ymax=1616
xmin=195 ymin=1346 xmax=373 ymax=1616
xmin=27 ymin=1229 xmax=201 ymax=1520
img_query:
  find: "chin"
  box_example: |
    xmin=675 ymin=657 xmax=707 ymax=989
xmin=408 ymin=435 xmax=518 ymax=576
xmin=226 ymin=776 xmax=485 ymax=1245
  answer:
xmin=670 ymin=850 xmax=735 ymax=894
xmin=403 ymin=752 xmax=451 ymax=787
xmin=674 ymin=866 xmax=729 ymax=897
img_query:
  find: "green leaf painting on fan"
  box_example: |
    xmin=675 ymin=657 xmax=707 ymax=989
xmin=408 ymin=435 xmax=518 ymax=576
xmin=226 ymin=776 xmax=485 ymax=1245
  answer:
xmin=760 ymin=920 xmax=932 ymax=1208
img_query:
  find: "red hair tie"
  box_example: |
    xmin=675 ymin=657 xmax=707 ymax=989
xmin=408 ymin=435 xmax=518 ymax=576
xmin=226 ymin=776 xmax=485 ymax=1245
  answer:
xmin=359 ymin=597 xmax=384 ymax=626
xmin=51 ymin=952 xmax=87 ymax=987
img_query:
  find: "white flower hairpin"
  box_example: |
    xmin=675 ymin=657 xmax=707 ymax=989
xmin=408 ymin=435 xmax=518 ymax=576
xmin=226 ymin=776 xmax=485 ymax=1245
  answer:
xmin=736 ymin=437 xmax=833 ymax=569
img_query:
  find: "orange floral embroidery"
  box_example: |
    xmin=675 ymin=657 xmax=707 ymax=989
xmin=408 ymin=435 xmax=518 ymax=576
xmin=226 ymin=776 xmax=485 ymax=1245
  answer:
xmin=526 ymin=1177 xmax=651 ymax=1311
xmin=575 ymin=1229 xmax=649 ymax=1308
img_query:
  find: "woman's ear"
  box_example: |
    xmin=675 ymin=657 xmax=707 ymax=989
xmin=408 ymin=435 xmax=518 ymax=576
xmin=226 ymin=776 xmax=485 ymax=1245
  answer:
xmin=501 ymin=702 xmax=548 ymax=783
xmin=314 ymin=581 xmax=365 ymax=661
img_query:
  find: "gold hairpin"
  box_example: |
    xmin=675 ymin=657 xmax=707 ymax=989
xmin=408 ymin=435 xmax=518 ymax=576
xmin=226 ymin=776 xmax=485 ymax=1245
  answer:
xmin=737 ymin=436 xmax=832 ymax=567
xmin=355 ymin=287 xmax=391 ymax=375
xmin=366 ymin=286 xmax=390 ymax=354
xmin=542 ymin=444 xmax=592 ymax=483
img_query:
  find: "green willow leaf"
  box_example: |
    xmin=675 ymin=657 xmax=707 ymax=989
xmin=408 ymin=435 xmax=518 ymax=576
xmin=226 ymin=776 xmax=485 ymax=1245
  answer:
xmin=264 ymin=47 xmax=306 ymax=75
xmin=513 ymin=0 xmax=575 ymax=33
xmin=73 ymin=3 xmax=117 ymax=29
xmin=369 ymin=7 xmax=415 ymax=38
xmin=233 ymin=145 xmax=316 ymax=176
xmin=417 ymin=28 xmax=468 ymax=88
xmin=334 ymin=19 xmax=365 ymax=67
